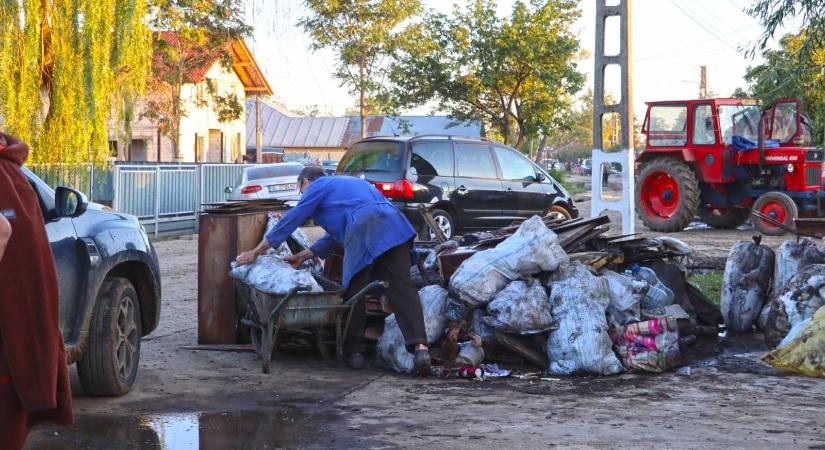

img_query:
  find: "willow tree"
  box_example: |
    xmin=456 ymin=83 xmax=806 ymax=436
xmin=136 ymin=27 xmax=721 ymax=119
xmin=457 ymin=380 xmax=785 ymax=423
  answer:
xmin=0 ymin=0 xmax=152 ymax=166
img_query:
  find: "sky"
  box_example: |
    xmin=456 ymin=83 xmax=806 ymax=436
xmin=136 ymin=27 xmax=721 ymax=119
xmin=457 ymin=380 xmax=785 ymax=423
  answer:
xmin=244 ymin=0 xmax=802 ymax=118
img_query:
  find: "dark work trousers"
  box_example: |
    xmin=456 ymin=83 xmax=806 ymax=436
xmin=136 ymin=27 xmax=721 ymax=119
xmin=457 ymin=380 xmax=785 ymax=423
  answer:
xmin=343 ymin=241 xmax=428 ymax=355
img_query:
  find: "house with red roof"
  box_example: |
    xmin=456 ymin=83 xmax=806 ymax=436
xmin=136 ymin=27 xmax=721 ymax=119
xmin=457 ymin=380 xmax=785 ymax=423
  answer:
xmin=109 ymin=33 xmax=271 ymax=162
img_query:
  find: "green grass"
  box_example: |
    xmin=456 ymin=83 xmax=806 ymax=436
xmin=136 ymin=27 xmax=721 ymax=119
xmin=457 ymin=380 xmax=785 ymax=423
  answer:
xmin=688 ymin=271 xmax=723 ymax=307
xmin=548 ymin=169 xmax=587 ymax=196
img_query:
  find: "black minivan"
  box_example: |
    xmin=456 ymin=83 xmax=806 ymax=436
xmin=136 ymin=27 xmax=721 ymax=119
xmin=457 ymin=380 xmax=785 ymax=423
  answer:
xmin=336 ymin=135 xmax=578 ymax=239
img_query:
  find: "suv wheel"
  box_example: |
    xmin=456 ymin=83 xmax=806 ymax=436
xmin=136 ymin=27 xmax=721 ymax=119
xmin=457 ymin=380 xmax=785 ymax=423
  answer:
xmin=425 ymin=208 xmax=455 ymax=240
xmin=77 ymin=277 xmax=142 ymax=397
xmin=547 ymin=204 xmax=572 ymax=220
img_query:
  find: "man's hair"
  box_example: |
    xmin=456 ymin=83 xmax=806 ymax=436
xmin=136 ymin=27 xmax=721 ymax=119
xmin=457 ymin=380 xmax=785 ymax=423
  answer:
xmin=298 ymin=165 xmax=326 ymax=186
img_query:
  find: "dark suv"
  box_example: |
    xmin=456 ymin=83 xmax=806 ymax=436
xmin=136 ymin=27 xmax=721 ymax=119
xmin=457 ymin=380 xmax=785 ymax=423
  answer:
xmin=336 ymin=135 xmax=578 ymax=239
xmin=22 ymin=168 xmax=161 ymax=397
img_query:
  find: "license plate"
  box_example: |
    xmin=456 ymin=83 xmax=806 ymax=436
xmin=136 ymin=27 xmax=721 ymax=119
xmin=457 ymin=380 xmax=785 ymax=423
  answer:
xmin=268 ymin=183 xmax=297 ymax=193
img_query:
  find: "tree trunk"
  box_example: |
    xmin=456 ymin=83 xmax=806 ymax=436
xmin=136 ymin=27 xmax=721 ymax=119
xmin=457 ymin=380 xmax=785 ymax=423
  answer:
xmin=359 ymin=63 xmax=366 ymax=139
xmin=535 ymin=134 xmax=547 ymax=164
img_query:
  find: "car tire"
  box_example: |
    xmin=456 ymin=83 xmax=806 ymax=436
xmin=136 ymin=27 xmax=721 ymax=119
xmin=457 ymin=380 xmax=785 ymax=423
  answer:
xmin=77 ymin=277 xmax=142 ymax=397
xmin=547 ymin=204 xmax=572 ymax=220
xmin=423 ymin=208 xmax=455 ymax=240
xmin=699 ymin=206 xmax=749 ymax=229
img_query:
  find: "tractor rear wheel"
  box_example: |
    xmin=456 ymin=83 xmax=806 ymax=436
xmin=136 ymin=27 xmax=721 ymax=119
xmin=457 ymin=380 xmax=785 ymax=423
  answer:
xmin=699 ymin=206 xmax=750 ymax=229
xmin=636 ymin=158 xmax=700 ymax=232
xmin=753 ymin=191 xmax=798 ymax=236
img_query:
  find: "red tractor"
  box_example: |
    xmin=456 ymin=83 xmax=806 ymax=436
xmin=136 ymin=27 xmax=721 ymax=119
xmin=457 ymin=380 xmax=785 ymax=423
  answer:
xmin=636 ymin=98 xmax=821 ymax=235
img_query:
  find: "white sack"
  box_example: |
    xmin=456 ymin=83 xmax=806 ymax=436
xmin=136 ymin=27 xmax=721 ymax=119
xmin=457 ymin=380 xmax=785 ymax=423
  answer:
xmin=721 ymin=240 xmax=774 ymax=332
xmin=546 ymin=263 xmax=623 ymax=375
xmin=599 ymin=269 xmax=644 ymax=325
xmin=484 ymin=279 xmax=553 ymax=335
xmin=229 ymin=255 xmax=322 ymax=295
xmin=772 ymin=238 xmax=825 ymax=299
xmin=377 ymin=285 xmax=449 ymax=374
xmin=450 ymin=216 xmax=568 ymax=308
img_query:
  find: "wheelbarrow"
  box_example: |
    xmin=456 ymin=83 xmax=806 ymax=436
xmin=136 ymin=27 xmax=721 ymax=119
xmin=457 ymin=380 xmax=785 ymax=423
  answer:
xmin=240 ymin=276 xmax=387 ymax=374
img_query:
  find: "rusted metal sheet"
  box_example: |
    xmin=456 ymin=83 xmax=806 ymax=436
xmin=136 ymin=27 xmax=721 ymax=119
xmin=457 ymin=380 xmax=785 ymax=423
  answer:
xmin=198 ymin=211 xmax=268 ymax=344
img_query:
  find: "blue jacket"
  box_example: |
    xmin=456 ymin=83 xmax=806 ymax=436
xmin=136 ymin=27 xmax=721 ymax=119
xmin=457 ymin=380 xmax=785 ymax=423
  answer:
xmin=265 ymin=176 xmax=417 ymax=288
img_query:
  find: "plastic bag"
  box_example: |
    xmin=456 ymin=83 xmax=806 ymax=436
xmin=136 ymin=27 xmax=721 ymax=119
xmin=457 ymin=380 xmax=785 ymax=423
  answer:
xmin=764 ymin=264 xmax=825 ymax=348
xmin=721 ymin=239 xmax=775 ymax=332
xmin=228 ymin=255 xmax=322 ymax=295
xmin=450 ymin=216 xmax=568 ymax=308
xmin=599 ymin=269 xmax=644 ymax=326
xmin=771 ymin=238 xmax=825 ymax=299
xmin=763 ymin=305 xmax=825 ymax=378
xmin=377 ymin=285 xmax=449 ymax=374
xmin=484 ymin=279 xmax=553 ymax=335
xmin=545 ymin=263 xmax=623 ymax=376
xmin=611 ymin=317 xmax=681 ymax=373
xmin=264 ymin=213 xmax=323 ymax=274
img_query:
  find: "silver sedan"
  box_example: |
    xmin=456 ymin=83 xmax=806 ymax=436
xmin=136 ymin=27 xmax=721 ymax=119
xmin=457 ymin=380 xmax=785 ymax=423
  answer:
xmin=226 ymin=163 xmax=304 ymax=201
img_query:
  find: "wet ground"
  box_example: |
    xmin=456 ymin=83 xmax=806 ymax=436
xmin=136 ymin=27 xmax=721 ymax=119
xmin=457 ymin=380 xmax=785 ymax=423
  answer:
xmin=24 ymin=178 xmax=825 ymax=449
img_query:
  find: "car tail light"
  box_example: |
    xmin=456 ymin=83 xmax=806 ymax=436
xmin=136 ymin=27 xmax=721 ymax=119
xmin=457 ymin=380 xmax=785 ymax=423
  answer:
xmin=240 ymin=184 xmax=262 ymax=194
xmin=373 ymin=180 xmax=414 ymax=199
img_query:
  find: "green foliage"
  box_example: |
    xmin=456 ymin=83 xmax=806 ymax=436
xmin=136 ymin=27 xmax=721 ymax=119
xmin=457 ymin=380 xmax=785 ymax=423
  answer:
xmin=299 ymin=0 xmax=422 ymax=138
xmin=745 ymin=31 xmax=825 ymax=145
xmin=688 ymin=271 xmax=724 ymax=307
xmin=146 ymin=0 xmax=250 ymax=156
xmin=0 ymin=0 xmax=151 ymax=166
xmin=388 ymin=0 xmax=584 ymax=148
xmin=748 ymin=0 xmax=825 ymax=65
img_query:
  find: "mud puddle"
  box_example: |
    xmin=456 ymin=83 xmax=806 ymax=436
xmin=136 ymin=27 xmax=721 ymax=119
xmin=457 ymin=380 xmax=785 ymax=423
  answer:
xmin=26 ymin=406 xmax=346 ymax=449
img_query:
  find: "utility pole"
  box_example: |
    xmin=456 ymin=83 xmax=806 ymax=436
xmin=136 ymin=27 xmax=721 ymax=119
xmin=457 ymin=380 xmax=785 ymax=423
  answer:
xmin=699 ymin=65 xmax=707 ymax=98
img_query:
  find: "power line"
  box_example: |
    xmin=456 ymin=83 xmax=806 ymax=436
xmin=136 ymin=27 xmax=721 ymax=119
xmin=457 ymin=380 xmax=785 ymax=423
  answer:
xmin=668 ymin=0 xmax=739 ymax=51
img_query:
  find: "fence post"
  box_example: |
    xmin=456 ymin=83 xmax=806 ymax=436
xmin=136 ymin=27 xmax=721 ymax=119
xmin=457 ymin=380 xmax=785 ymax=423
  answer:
xmin=154 ymin=166 xmax=161 ymax=239
xmin=112 ymin=164 xmax=120 ymax=212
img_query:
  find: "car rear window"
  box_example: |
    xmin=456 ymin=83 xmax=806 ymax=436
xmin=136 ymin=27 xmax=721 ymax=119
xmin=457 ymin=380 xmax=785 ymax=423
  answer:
xmin=246 ymin=164 xmax=302 ymax=181
xmin=339 ymin=141 xmax=405 ymax=174
xmin=411 ymin=141 xmax=454 ymax=177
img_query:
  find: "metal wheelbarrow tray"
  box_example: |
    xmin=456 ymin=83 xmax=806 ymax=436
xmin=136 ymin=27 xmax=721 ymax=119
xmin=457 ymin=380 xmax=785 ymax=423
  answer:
xmin=240 ymin=276 xmax=386 ymax=373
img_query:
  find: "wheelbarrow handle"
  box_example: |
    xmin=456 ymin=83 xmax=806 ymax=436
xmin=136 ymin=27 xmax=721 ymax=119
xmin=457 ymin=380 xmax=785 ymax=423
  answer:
xmin=343 ymin=281 xmax=389 ymax=306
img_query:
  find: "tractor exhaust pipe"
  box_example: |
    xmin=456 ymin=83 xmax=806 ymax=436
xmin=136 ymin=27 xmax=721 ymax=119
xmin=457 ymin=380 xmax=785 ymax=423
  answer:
xmin=758 ymin=109 xmax=767 ymax=170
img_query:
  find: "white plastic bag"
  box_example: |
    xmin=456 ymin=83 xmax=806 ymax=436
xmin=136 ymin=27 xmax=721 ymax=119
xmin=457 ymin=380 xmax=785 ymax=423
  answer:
xmin=228 ymin=255 xmax=322 ymax=295
xmin=377 ymin=285 xmax=449 ymax=374
xmin=764 ymin=264 xmax=825 ymax=348
xmin=772 ymin=238 xmax=825 ymax=299
xmin=450 ymin=216 xmax=568 ymax=308
xmin=721 ymin=239 xmax=775 ymax=332
xmin=484 ymin=279 xmax=553 ymax=335
xmin=599 ymin=269 xmax=644 ymax=325
xmin=546 ymin=263 xmax=623 ymax=375
xmin=264 ymin=213 xmax=323 ymax=274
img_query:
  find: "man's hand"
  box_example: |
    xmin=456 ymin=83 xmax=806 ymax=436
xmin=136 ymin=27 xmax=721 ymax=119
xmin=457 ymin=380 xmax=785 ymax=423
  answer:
xmin=283 ymin=249 xmax=315 ymax=269
xmin=0 ymin=214 xmax=10 ymax=261
xmin=236 ymin=249 xmax=259 ymax=265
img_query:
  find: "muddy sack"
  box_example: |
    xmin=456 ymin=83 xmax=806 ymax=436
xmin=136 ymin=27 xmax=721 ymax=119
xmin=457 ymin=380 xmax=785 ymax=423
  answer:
xmin=377 ymin=285 xmax=449 ymax=374
xmin=229 ymin=255 xmax=323 ymax=295
xmin=546 ymin=263 xmax=623 ymax=375
xmin=772 ymin=238 xmax=825 ymax=299
xmin=764 ymin=264 xmax=825 ymax=348
xmin=450 ymin=216 xmax=568 ymax=308
xmin=721 ymin=239 xmax=775 ymax=332
xmin=763 ymin=305 xmax=825 ymax=378
xmin=599 ymin=269 xmax=644 ymax=325
xmin=483 ymin=279 xmax=553 ymax=335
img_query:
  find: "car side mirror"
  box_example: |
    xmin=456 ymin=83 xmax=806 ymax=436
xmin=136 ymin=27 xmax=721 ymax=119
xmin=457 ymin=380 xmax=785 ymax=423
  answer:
xmin=535 ymin=173 xmax=546 ymax=183
xmin=55 ymin=186 xmax=87 ymax=218
xmin=224 ymin=186 xmax=234 ymax=194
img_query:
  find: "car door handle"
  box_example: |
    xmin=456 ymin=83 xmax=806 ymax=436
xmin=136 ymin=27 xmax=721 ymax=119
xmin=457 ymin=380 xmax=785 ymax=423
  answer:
xmin=505 ymin=187 xmax=513 ymax=193
xmin=456 ymin=185 xmax=467 ymax=194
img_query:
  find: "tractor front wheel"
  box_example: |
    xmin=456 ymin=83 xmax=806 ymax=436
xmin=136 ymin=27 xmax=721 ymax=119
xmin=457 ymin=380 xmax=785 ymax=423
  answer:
xmin=636 ymin=158 xmax=700 ymax=232
xmin=699 ymin=206 xmax=750 ymax=229
xmin=752 ymin=192 xmax=798 ymax=236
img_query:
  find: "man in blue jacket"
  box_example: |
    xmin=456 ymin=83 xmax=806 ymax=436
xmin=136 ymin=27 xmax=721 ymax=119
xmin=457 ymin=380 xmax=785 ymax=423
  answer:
xmin=237 ymin=166 xmax=431 ymax=373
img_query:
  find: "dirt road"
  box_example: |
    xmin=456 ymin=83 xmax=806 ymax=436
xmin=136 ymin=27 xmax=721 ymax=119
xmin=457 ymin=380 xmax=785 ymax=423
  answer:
xmin=26 ymin=180 xmax=825 ymax=449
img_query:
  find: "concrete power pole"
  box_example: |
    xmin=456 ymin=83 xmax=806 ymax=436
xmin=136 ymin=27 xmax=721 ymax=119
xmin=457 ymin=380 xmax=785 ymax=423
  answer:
xmin=699 ymin=65 xmax=707 ymax=98
xmin=591 ymin=0 xmax=635 ymax=234
xmin=255 ymin=95 xmax=262 ymax=164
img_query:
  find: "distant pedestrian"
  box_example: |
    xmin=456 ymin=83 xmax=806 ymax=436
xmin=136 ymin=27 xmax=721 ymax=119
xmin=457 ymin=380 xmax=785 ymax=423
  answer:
xmin=0 ymin=133 xmax=73 ymax=450
xmin=602 ymin=163 xmax=610 ymax=187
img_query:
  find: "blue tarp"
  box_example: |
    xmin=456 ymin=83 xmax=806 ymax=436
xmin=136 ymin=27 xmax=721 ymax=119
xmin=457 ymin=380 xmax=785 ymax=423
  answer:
xmin=732 ymin=135 xmax=779 ymax=151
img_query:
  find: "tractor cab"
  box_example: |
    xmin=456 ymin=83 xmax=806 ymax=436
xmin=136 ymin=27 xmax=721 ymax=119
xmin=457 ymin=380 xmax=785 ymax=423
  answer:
xmin=636 ymin=97 xmax=822 ymax=235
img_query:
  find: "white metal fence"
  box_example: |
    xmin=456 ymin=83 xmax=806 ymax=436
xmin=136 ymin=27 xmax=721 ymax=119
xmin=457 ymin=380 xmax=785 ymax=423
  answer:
xmin=112 ymin=163 xmax=251 ymax=237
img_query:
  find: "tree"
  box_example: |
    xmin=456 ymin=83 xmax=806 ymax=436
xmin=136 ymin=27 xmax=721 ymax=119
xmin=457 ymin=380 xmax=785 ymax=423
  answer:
xmin=299 ymin=0 xmax=422 ymax=139
xmin=745 ymin=31 xmax=825 ymax=144
xmin=388 ymin=0 xmax=584 ymax=148
xmin=748 ymin=0 xmax=825 ymax=65
xmin=0 ymin=0 xmax=152 ymax=166
xmin=145 ymin=0 xmax=250 ymax=159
